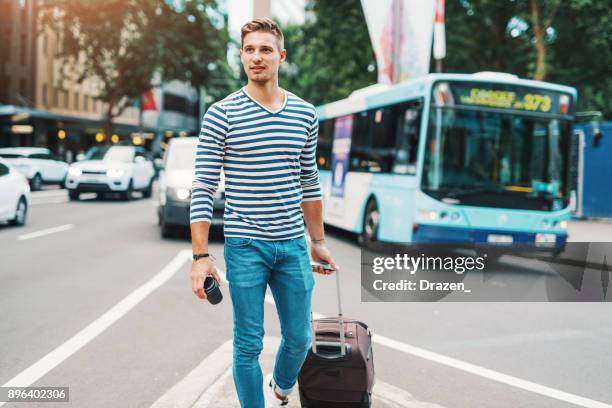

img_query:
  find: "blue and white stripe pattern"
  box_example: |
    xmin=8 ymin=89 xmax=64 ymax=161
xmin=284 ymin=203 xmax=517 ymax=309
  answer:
xmin=190 ymin=88 xmax=322 ymax=240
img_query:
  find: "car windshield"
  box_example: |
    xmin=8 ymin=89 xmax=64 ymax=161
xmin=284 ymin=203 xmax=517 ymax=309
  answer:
xmin=166 ymin=142 xmax=197 ymax=171
xmin=0 ymin=153 xmax=25 ymax=158
xmin=422 ymin=108 xmax=572 ymax=211
xmin=86 ymin=146 xmax=135 ymax=163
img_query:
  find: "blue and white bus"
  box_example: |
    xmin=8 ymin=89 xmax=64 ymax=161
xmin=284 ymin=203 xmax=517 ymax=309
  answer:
xmin=316 ymin=72 xmax=575 ymax=252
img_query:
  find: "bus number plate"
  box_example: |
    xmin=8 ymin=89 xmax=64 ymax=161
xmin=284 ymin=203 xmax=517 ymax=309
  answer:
xmin=487 ymin=234 xmax=513 ymax=244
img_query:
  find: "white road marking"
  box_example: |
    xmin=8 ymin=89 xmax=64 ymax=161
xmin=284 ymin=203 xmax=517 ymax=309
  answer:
xmin=215 ymin=266 xmax=612 ymax=408
xmin=157 ymin=336 xmax=423 ymax=408
xmin=372 ymin=333 xmax=612 ymax=408
xmin=151 ymin=339 xmax=234 ymax=408
xmin=0 ymin=249 xmax=191 ymax=407
xmin=17 ymin=224 xmax=74 ymax=241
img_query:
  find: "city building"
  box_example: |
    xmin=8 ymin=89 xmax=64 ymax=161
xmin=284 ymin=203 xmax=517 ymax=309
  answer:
xmin=0 ymin=0 xmax=207 ymax=160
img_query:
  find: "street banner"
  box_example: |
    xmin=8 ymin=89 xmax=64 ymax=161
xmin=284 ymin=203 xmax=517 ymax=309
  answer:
xmin=141 ymin=90 xmax=158 ymax=111
xmin=433 ymin=0 xmax=446 ymax=60
xmin=361 ymin=0 xmax=436 ymax=83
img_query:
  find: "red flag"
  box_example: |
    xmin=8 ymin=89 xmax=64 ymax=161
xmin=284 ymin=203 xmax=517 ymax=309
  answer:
xmin=141 ymin=90 xmax=157 ymax=111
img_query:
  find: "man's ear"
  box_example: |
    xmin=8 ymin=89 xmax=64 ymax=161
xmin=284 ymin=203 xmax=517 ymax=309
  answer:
xmin=279 ymin=49 xmax=287 ymax=63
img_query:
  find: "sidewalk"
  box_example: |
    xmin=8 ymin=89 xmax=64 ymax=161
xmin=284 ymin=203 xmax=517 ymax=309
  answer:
xmin=151 ymin=336 xmax=445 ymax=408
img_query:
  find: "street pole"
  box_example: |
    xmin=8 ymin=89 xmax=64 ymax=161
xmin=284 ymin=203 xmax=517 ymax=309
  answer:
xmin=392 ymin=0 xmax=401 ymax=83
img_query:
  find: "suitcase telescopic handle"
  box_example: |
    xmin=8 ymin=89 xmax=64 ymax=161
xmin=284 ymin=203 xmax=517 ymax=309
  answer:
xmin=311 ymin=267 xmax=346 ymax=356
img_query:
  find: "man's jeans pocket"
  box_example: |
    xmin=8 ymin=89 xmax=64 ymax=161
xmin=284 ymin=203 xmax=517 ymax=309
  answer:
xmin=225 ymin=237 xmax=253 ymax=248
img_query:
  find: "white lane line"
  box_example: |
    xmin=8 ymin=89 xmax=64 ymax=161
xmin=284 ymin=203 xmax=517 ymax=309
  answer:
xmin=0 ymin=249 xmax=191 ymax=406
xmin=17 ymin=224 xmax=74 ymax=241
xmin=215 ymin=266 xmax=611 ymax=408
xmin=372 ymin=334 xmax=611 ymax=408
xmin=189 ymin=336 xmax=423 ymax=408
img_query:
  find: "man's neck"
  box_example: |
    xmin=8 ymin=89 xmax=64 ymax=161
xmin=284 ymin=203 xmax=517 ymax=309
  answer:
xmin=245 ymin=80 xmax=284 ymax=107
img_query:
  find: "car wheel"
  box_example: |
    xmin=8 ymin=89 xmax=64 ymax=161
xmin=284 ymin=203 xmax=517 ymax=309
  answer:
xmin=142 ymin=179 xmax=153 ymax=198
xmin=69 ymin=190 xmax=80 ymax=200
xmin=359 ymin=199 xmax=379 ymax=249
xmin=30 ymin=173 xmax=43 ymax=191
xmin=9 ymin=197 xmax=27 ymax=226
xmin=121 ymin=180 xmax=133 ymax=201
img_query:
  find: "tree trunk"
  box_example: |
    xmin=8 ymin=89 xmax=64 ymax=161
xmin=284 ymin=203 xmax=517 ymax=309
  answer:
xmin=530 ymin=0 xmax=547 ymax=81
xmin=104 ymin=106 xmax=114 ymax=145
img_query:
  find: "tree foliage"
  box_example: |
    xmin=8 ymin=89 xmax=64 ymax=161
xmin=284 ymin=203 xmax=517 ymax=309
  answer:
xmin=279 ymin=0 xmax=377 ymax=106
xmin=443 ymin=0 xmax=612 ymax=117
xmin=282 ymin=0 xmax=610 ymax=117
xmin=40 ymin=0 xmax=233 ymax=134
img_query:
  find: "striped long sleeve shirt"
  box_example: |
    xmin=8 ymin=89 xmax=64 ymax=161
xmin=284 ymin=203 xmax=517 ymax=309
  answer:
xmin=190 ymin=88 xmax=322 ymax=240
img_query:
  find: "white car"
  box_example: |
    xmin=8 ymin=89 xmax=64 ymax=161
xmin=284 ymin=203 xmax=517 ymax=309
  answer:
xmin=157 ymin=137 xmax=225 ymax=237
xmin=0 ymin=158 xmax=30 ymax=226
xmin=0 ymin=147 xmax=69 ymax=191
xmin=65 ymin=145 xmax=155 ymax=201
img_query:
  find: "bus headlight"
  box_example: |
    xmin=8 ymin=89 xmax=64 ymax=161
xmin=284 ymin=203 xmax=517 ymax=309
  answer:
xmin=559 ymin=220 xmax=568 ymax=230
xmin=418 ymin=209 xmax=438 ymax=221
xmin=68 ymin=166 xmax=82 ymax=177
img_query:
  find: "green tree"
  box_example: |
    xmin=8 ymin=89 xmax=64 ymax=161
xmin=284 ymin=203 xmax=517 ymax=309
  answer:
xmin=40 ymin=0 xmax=233 ymax=137
xmin=279 ymin=0 xmax=377 ymax=106
xmin=443 ymin=0 xmax=611 ymax=117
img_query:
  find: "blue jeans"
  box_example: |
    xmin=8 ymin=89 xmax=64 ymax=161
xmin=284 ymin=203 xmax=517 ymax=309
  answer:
xmin=224 ymin=236 xmax=314 ymax=408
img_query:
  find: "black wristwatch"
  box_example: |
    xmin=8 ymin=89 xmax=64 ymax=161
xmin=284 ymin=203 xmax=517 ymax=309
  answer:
xmin=193 ymin=253 xmax=211 ymax=261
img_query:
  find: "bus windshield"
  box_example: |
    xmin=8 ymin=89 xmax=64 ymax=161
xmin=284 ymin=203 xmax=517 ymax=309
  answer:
xmin=422 ymin=107 xmax=572 ymax=211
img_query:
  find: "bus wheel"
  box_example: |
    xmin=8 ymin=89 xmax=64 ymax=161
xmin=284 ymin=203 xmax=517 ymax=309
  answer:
xmin=359 ymin=200 xmax=379 ymax=248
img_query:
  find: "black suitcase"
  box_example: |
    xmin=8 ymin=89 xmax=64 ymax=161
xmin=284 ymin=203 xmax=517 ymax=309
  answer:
xmin=298 ymin=270 xmax=375 ymax=407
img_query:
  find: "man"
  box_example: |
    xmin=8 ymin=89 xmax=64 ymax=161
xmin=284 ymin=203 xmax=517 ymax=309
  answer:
xmin=189 ymin=18 xmax=338 ymax=408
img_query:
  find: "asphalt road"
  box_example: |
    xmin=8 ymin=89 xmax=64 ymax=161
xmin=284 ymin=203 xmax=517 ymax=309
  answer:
xmin=0 ymin=188 xmax=610 ymax=408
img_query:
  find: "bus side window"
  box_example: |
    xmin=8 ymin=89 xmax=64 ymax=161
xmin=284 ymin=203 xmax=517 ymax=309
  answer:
xmin=317 ymin=119 xmax=334 ymax=170
xmin=393 ymin=101 xmax=422 ymax=174
xmin=350 ymin=110 xmax=373 ymax=172
xmin=371 ymin=106 xmax=398 ymax=173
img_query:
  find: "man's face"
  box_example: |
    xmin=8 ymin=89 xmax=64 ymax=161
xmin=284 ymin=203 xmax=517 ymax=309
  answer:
xmin=240 ymin=31 xmax=286 ymax=84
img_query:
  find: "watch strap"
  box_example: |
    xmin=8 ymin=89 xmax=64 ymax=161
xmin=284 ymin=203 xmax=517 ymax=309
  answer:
xmin=193 ymin=253 xmax=211 ymax=261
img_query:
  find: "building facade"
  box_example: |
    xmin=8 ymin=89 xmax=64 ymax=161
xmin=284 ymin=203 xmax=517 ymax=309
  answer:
xmin=0 ymin=0 xmax=203 ymax=160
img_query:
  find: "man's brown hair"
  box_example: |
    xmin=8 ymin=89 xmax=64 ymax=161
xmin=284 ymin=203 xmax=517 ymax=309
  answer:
xmin=240 ymin=18 xmax=284 ymax=50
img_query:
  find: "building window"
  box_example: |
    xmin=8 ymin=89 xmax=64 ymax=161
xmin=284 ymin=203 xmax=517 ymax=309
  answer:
xmin=43 ymin=34 xmax=48 ymax=57
xmin=53 ymin=87 xmax=59 ymax=107
xmin=84 ymin=95 xmax=89 ymax=111
xmin=74 ymin=92 xmax=79 ymax=110
xmin=63 ymin=90 xmax=69 ymax=108
xmin=42 ymin=84 xmax=48 ymax=105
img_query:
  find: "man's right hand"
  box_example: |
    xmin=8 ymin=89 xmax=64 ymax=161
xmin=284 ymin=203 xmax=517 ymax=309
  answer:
xmin=191 ymin=258 xmax=221 ymax=300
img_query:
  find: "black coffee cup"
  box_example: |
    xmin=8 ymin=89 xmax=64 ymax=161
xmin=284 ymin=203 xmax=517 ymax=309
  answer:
xmin=203 ymin=276 xmax=223 ymax=305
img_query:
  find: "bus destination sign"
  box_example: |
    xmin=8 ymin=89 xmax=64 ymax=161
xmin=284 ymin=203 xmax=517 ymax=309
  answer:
xmin=446 ymin=82 xmax=572 ymax=115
